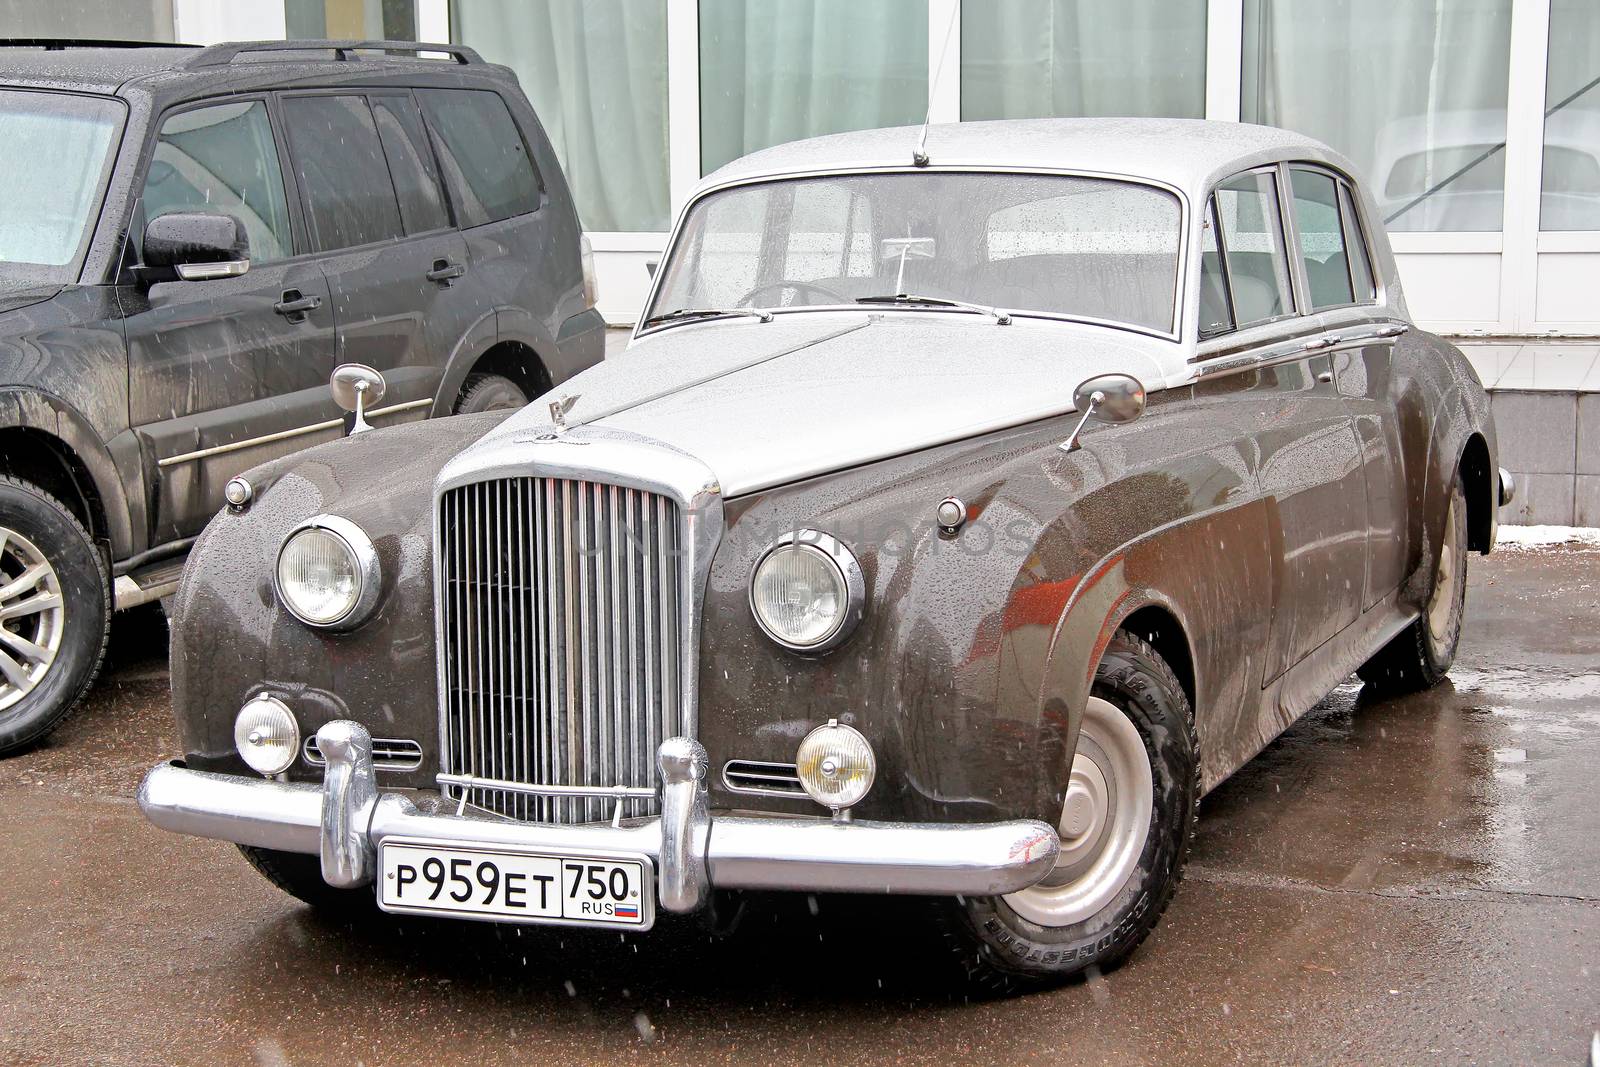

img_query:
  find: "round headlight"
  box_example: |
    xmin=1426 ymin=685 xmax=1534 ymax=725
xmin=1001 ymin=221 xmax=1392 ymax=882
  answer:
xmin=749 ymin=531 xmax=864 ymax=652
xmin=275 ymin=515 xmax=379 ymax=629
xmin=234 ymin=695 xmax=300 ymax=776
xmin=795 ymin=720 xmax=876 ymax=811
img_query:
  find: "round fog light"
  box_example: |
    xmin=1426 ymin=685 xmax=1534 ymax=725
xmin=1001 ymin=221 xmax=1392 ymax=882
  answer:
xmin=234 ymin=695 xmax=299 ymax=776
xmin=795 ymin=720 xmax=875 ymax=811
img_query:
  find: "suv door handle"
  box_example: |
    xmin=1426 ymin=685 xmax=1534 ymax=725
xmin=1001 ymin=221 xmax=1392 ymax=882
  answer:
xmin=273 ymin=290 xmax=322 ymax=320
xmin=426 ymin=259 xmax=466 ymax=285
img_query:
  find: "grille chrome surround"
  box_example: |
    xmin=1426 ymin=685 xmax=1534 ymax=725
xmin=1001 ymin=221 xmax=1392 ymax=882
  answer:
xmin=437 ymin=476 xmax=684 ymax=823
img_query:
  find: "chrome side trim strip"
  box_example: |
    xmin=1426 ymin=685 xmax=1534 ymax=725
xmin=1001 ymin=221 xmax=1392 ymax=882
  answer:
xmin=1192 ymin=320 xmax=1409 ymax=381
xmin=155 ymin=398 xmax=432 ymax=468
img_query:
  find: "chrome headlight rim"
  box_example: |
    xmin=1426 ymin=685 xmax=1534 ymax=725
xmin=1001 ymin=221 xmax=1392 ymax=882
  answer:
xmin=748 ymin=529 xmax=866 ymax=654
xmin=273 ymin=514 xmax=381 ymax=631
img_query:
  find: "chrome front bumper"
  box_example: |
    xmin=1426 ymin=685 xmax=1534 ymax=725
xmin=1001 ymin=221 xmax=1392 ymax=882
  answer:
xmin=138 ymin=721 xmax=1060 ymax=915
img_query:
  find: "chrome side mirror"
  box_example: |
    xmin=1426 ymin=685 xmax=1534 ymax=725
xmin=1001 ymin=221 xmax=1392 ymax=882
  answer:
xmin=1059 ymin=373 xmax=1146 ymax=453
xmin=330 ymin=363 xmax=387 ymax=436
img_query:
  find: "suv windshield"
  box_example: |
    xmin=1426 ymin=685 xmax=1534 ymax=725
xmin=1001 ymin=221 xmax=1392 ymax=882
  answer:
xmin=0 ymin=89 xmax=124 ymax=288
xmin=647 ymin=171 xmax=1183 ymax=334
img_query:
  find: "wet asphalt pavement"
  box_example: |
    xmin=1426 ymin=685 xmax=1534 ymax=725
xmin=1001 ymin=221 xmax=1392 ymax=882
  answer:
xmin=0 ymin=545 xmax=1596 ymax=1066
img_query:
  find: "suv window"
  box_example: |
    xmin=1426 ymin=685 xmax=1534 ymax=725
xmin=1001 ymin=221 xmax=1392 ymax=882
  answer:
xmin=143 ymin=100 xmax=292 ymax=264
xmin=281 ymin=94 xmax=403 ymax=251
xmin=416 ymin=89 xmax=540 ymax=227
xmin=1289 ymin=168 xmax=1358 ymax=310
xmin=371 ymin=94 xmax=450 ymax=235
xmin=1210 ymin=170 xmax=1294 ymax=329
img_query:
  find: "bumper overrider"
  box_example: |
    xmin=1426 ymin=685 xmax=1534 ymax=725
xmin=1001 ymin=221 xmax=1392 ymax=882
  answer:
xmin=139 ymin=721 xmax=1061 ymax=923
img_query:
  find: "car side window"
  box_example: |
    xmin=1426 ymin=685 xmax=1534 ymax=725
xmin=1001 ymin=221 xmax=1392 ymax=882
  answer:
xmin=370 ymin=94 xmax=450 ymax=235
xmin=1338 ymin=183 xmax=1377 ymax=302
xmin=1289 ymin=168 xmax=1356 ymax=310
xmin=1198 ymin=199 xmax=1234 ymax=336
xmin=142 ymin=100 xmax=292 ymax=264
xmin=1212 ymin=170 xmax=1294 ymax=327
xmin=416 ymin=89 xmax=541 ymax=227
xmin=281 ymin=94 xmax=404 ymax=252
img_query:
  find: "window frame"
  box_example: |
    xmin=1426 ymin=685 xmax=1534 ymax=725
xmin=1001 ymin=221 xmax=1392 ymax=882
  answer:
xmin=1200 ymin=164 xmax=1301 ymax=338
xmin=1283 ymin=162 xmax=1380 ymax=314
xmin=132 ymin=92 xmax=302 ymax=268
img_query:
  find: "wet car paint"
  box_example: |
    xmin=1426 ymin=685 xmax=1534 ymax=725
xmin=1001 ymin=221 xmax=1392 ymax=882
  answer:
xmin=2 ymin=545 xmax=1593 ymax=1065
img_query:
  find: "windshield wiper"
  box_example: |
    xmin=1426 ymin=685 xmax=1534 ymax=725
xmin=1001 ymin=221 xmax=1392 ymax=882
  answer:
xmin=643 ymin=306 xmax=773 ymax=328
xmin=856 ymin=293 xmax=1011 ymax=325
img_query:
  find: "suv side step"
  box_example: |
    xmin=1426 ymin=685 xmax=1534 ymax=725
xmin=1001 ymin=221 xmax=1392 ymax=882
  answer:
xmin=113 ymin=555 xmax=186 ymax=611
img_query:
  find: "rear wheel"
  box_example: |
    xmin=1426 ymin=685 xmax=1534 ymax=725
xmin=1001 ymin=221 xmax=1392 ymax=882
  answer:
xmin=453 ymin=373 xmax=529 ymax=415
xmin=1358 ymin=478 xmax=1467 ymax=692
xmin=238 ymin=845 xmax=374 ymax=913
xmin=936 ymin=631 xmax=1198 ymax=992
xmin=0 ymin=475 xmax=109 ymax=756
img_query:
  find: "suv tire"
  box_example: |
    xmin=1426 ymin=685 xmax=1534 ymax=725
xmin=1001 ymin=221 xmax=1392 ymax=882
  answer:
xmin=934 ymin=630 xmax=1198 ymax=992
xmin=453 ymin=373 xmax=529 ymax=415
xmin=0 ymin=475 xmax=110 ymax=755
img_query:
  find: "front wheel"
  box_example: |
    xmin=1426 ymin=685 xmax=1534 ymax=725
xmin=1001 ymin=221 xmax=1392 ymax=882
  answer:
xmin=238 ymin=845 xmax=375 ymax=914
xmin=0 ymin=476 xmax=110 ymax=756
xmin=936 ymin=630 xmax=1198 ymax=992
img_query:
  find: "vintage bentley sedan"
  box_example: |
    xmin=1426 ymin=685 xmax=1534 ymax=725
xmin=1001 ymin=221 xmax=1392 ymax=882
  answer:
xmin=140 ymin=119 xmax=1510 ymax=989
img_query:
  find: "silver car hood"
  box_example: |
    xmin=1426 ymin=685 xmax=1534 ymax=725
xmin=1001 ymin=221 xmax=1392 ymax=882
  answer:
xmin=471 ymin=313 xmax=1172 ymax=497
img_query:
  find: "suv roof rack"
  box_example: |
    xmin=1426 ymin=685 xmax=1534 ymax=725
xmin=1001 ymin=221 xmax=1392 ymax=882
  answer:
xmin=184 ymin=39 xmax=480 ymax=68
xmin=0 ymin=38 xmax=196 ymax=50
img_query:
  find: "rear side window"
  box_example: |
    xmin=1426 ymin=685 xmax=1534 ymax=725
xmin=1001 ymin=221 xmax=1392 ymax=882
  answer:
xmin=1212 ymin=170 xmax=1294 ymax=327
xmin=144 ymin=100 xmax=292 ymax=264
xmin=1198 ymin=200 xmax=1233 ymax=336
xmin=282 ymin=94 xmax=403 ymax=251
xmin=1339 ymin=184 xmax=1377 ymax=302
xmin=371 ymin=94 xmax=450 ymax=235
xmin=417 ymin=89 xmax=540 ymax=226
xmin=1289 ymin=168 xmax=1355 ymax=310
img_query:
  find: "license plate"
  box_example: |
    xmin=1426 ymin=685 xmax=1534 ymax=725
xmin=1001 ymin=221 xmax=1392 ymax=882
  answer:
xmin=377 ymin=838 xmax=653 ymax=930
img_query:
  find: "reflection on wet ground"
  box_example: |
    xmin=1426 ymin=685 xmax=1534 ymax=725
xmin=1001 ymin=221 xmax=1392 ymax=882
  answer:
xmin=0 ymin=549 xmax=1596 ymax=1065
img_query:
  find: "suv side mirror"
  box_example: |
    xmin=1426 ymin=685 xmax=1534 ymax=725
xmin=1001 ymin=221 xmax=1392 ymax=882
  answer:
xmin=142 ymin=211 xmax=250 ymax=282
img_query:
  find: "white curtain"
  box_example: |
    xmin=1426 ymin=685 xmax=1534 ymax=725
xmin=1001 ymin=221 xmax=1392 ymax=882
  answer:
xmin=1542 ymin=0 xmax=1600 ymax=230
xmin=1243 ymin=0 xmax=1514 ymax=232
xmin=698 ymin=0 xmax=928 ymax=175
xmin=452 ymin=0 xmax=669 ymax=233
xmin=961 ymin=0 xmax=1206 ymax=121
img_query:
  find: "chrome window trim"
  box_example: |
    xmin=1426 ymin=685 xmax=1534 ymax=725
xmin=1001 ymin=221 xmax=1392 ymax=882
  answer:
xmin=431 ymin=427 xmax=725 ymax=772
xmin=1190 ymin=316 xmax=1410 ymax=380
xmin=273 ymin=513 xmax=383 ymax=630
xmin=635 ymin=164 xmax=1191 ymax=344
xmin=747 ymin=529 xmax=867 ymax=655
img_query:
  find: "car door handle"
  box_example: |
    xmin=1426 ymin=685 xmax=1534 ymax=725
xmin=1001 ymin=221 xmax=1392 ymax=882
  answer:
xmin=273 ymin=290 xmax=322 ymax=319
xmin=426 ymin=260 xmax=466 ymax=285
xmin=1302 ymin=335 xmax=1336 ymax=351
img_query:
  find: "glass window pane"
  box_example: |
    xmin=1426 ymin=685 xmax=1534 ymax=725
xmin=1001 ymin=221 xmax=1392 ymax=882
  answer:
xmin=1242 ymin=0 xmax=1513 ymax=233
xmin=699 ymin=0 xmax=928 ymax=175
xmin=285 ymin=0 xmax=416 ymax=39
xmin=451 ymin=0 xmax=669 ymax=232
xmin=371 ymin=95 xmax=449 ymax=235
xmin=1541 ymin=0 xmax=1600 ymax=230
xmin=1199 ymin=199 xmax=1234 ymax=336
xmin=0 ymin=90 xmax=122 ymax=277
xmin=961 ymin=0 xmax=1205 ymax=120
xmin=416 ymin=89 xmax=541 ymax=226
xmin=1339 ymin=184 xmax=1376 ymax=301
xmin=144 ymin=100 xmax=292 ymax=264
xmin=282 ymin=95 xmax=404 ymax=252
xmin=1289 ymin=168 xmax=1354 ymax=310
xmin=651 ymin=172 xmax=1182 ymax=333
xmin=1214 ymin=171 xmax=1292 ymax=326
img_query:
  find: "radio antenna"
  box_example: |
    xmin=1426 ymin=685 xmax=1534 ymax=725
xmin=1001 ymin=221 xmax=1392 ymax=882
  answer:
xmin=913 ymin=4 xmax=958 ymax=167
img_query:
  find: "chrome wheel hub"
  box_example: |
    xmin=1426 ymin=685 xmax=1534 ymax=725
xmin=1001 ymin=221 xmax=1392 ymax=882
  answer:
xmin=1005 ymin=696 xmax=1153 ymax=928
xmin=0 ymin=527 xmax=65 ymax=714
xmin=1427 ymin=496 xmax=1460 ymax=647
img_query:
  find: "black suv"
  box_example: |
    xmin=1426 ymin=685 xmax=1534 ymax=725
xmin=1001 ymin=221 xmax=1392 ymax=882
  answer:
xmin=0 ymin=40 xmax=605 ymax=754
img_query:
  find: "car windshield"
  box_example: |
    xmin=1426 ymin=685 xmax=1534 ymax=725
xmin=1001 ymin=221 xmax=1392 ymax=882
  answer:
xmin=647 ymin=171 xmax=1183 ymax=334
xmin=0 ymin=89 xmax=124 ymax=288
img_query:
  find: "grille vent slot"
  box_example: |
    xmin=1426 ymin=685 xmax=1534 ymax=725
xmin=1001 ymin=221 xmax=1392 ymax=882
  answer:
xmin=303 ymin=735 xmax=423 ymax=771
xmin=722 ymin=759 xmax=805 ymax=798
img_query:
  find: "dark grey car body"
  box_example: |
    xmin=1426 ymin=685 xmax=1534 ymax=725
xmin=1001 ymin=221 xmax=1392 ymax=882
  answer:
xmin=0 ymin=41 xmax=603 ymax=595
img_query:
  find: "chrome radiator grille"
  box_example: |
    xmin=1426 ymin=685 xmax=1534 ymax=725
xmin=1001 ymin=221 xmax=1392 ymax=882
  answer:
xmin=437 ymin=477 xmax=683 ymax=823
